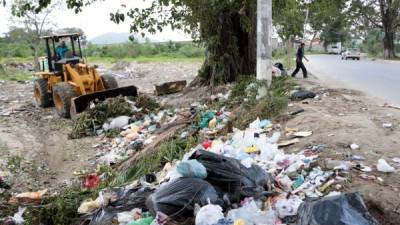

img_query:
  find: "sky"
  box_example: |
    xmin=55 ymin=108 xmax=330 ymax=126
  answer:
xmin=0 ymin=0 xmax=191 ymax=41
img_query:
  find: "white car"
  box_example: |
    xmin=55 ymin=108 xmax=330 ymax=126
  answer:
xmin=341 ymin=48 xmax=361 ymax=60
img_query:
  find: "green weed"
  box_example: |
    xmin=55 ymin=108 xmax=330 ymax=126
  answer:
xmin=7 ymin=155 xmax=22 ymax=172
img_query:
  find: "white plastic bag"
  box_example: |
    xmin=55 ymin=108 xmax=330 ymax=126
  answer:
xmin=377 ymin=159 xmax=395 ymax=173
xmin=103 ymin=116 xmax=131 ymax=131
xmin=275 ymin=195 xmax=303 ymax=218
xmin=195 ymin=203 xmax=224 ymax=225
xmin=227 ymin=201 xmax=277 ymax=225
xmin=12 ymin=207 xmax=26 ymax=224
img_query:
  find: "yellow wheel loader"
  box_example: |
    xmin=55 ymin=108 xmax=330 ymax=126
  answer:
xmin=33 ymin=33 xmax=137 ymax=118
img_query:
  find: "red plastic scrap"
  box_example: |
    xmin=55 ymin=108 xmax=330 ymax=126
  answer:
xmin=83 ymin=173 xmax=101 ymax=189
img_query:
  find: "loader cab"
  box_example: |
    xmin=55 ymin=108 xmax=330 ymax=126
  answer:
xmin=40 ymin=33 xmax=84 ymax=74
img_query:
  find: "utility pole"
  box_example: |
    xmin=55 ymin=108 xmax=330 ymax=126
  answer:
xmin=257 ymin=0 xmax=272 ymax=96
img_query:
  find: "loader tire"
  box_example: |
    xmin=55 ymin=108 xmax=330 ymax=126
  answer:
xmin=34 ymin=78 xmax=52 ymax=107
xmin=101 ymin=75 xmax=118 ymax=89
xmin=52 ymin=82 xmax=77 ymax=118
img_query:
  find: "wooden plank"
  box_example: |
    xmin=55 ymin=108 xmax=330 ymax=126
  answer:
xmin=116 ymin=119 xmax=191 ymax=172
xmin=154 ymin=80 xmax=187 ymax=96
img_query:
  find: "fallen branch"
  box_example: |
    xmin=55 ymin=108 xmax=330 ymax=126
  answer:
xmin=116 ymin=119 xmax=191 ymax=172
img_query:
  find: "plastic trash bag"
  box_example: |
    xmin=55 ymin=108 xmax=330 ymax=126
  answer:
xmin=127 ymin=215 xmax=155 ymax=225
xmin=195 ymin=203 xmax=224 ymax=225
xmin=190 ymin=150 xmax=273 ymax=200
xmin=227 ymin=201 xmax=277 ymax=225
xmin=291 ymin=90 xmax=316 ymax=101
xmin=86 ymin=186 xmax=154 ymax=225
xmin=275 ymin=195 xmax=303 ymax=218
xmin=103 ymin=116 xmax=131 ymax=131
xmin=295 ymin=192 xmax=379 ymax=225
xmin=200 ymin=112 xmax=216 ymax=129
xmin=377 ymin=159 xmax=395 ymax=173
xmin=12 ymin=207 xmax=26 ymax=225
xmin=177 ymin=160 xmax=207 ymax=179
xmin=146 ymin=178 xmax=222 ymax=222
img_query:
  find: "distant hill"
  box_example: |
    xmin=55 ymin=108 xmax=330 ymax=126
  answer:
xmin=90 ymin=32 xmax=148 ymax=45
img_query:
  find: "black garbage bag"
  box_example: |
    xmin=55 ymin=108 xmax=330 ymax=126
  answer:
xmin=146 ymin=178 xmax=222 ymax=222
xmin=296 ymin=192 xmax=380 ymax=225
xmin=291 ymin=90 xmax=316 ymax=101
xmin=274 ymin=62 xmax=288 ymax=76
xmin=189 ymin=150 xmax=273 ymax=201
xmin=87 ymin=186 xmax=155 ymax=225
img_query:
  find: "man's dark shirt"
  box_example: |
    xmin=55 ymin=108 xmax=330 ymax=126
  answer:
xmin=296 ymin=47 xmax=304 ymax=62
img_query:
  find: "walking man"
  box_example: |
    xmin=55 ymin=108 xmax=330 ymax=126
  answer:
xmin=291 ymin=43 xmax=309 ymax=78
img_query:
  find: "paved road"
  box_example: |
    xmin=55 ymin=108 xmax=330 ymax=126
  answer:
xmin=306 ymin=55 xmax=400 ymax=105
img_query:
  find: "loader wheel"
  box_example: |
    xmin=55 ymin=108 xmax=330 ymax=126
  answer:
xmin=52 ymin=82 xmax=77 ymax=118
xmin=34 ymin=78 xmax=52 ymax=107
xmin=101 ymin=75 xmax=118 ymax=89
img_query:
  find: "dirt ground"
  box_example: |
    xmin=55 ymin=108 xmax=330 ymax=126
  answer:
xmin=1 ymin=61 xmax=400 ymax=222
xmin=0 ymin=81 xmax=97 ymax=193
xmin=0 ymin=61 xmax=202 ymax=194
xmin=283 ymin=77 xmax=400 ymax=223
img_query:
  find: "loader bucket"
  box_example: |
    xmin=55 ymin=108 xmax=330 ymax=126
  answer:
xmin=70 ymin=85 xmax=138 ymax=119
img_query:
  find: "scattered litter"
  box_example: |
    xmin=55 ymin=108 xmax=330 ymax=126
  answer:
xmin=392 ymin=157 xmax=400 ymax=164
xmin=382 ymin=123 xmax=393 ymax=128
xmin=290 ymin=108 xmax=305 ymax=116
xmin=275 ymin=195 xmax=303 ymax=218
xmin=350 ymin=143 xmax=360 ymax=150
xmin=351 ymin=155 xmax=365 ymax=161
xmin=83 ymin=173 xmax=101 ymax=189
xmin=294 ymin=131 xmax=313 ymax=137
xmin=278 ymin=138 xmax=300 ymax=147
xmin=103 ymin=116 xmax=131 ymax=131
xmin=12 ymin=189 xmax=47 ymax=203
xmin=195 ymin=203 xmax=224 ymax=225
xmin=227 ymin=201 xmax=277 ymax=225
xmin=9 ymin=207 xmax=26 ymax=225
xmin=383 ymin=102 xmax=400 ymax=110
xmin=377 ymin=159 xmax=395 ymax=173
xmin=359 ymin=174 xmax=376 ymax=181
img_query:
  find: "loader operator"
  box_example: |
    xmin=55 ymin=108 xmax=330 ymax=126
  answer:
xmin=56 ymin=41 xmax=69 ymax=59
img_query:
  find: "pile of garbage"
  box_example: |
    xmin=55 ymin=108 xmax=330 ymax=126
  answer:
xmin=77 ymin=118 xmax=379 ymax=225
xmin=70 ymin=95 xmax=161 ymax=139
xmin=94 ymin=107 xmax=179 ymax=166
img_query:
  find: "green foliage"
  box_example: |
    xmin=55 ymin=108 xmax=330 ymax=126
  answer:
xmin=273 ymin=0 xmax=305 ymax=41
xmin=361 ymin=29 xmax=384 ymax=57
xmin=23 ymin=187 xmax=95 ymax=225
xmin=6 ymin=155 xmax=22 ymax=172
xmin=69 ymin=97 xmax=133 ymax=139
xmin=231 ymin=76 xmax=296 ymax=129
xmin=320 ymin=16 xmax=350 ymax=48
xmin=0 ymin=64 xmax=33 ymax=81
xmin=85 ymin=41 xmax=204 ymax=59
xmin=116 ymin=135 xmax=198 ymax=185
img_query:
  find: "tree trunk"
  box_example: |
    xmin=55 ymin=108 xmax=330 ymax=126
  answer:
xmin=383 ymin=29 xmax=396 ymax=59
xmin=195 ymin=10 xmax=256 ymax=86
xmin=308 ymin=32 xmax=317 ymax=51
xmin=33 ymin=47 xmax=40 ymax=72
